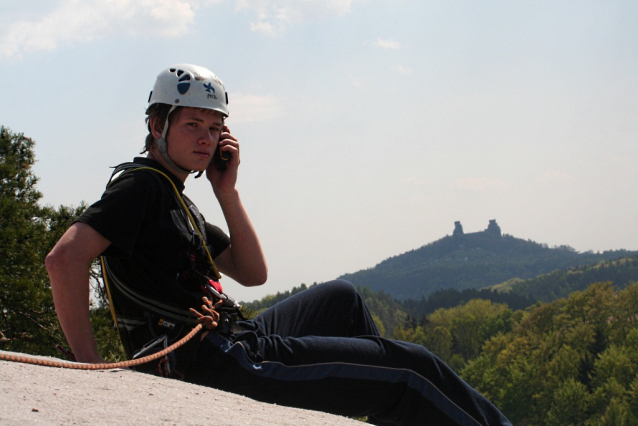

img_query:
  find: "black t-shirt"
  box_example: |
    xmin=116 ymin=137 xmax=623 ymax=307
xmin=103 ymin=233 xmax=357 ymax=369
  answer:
xmin=76 ymin=157 xmax=230 ymax=357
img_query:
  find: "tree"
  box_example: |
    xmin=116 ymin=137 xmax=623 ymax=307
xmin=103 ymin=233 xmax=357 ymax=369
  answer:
xmin=0 ymin=126 xmax=86 ymax=356
xmin=545 ymin=379 xmax=592 ymax=426
xmin=460 ymin=282 xmax=638 ymax=424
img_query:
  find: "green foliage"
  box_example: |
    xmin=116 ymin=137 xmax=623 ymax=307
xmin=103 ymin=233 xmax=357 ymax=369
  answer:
xmin=356 ymin=286 xmax=407 ymax=338
xmin=592 ymin=345 xmax=637 ymax=390
xmin=457 ymin=282 xmax=638 ymax=425
xmin=403 ymin=287 xmax=534 ymax=323
xmin=397 ymin=282 xmax=638 ymax=423
xmin=545 ymin=379 xmax=592 ymax=426
xmin=0 ymin=126 xmax=84 ymax=356
xmin=0 ymin=126 xmax=122 ymax=361
xmin=338 ymin=230 xmax=638 ymax=300
xmin=493 ymin=256 xmax=638 ymax=302
xmin=242 ymin=283 xmax=316 ymax=314
xmin=396 ymin=299 xmax=514 ymax=368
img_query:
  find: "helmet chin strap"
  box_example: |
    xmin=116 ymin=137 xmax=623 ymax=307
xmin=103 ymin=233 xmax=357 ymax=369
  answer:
xmin=155 ymin=105 xmax=202 ymax=177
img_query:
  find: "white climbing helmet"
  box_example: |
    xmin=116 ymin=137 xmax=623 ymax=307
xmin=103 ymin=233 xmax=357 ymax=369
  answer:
xmin=147 ymin=64 xmax=229 ymax=117
xmin=147 ymin=64 xmax=229 ymax=175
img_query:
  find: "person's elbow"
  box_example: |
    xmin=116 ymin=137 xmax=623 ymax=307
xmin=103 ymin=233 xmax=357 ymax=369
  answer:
xmin=245 ymin=266 xmax=268 ymax=287
xmin=45 ymin=243 xmax=79 ymax=287
xmin=45 ymin=244 xmax=68 ymax=278
xmin=239 ymin=263 xmax=268 ymax=287
xmin=45 ymin=223 xmax=110 ymax=283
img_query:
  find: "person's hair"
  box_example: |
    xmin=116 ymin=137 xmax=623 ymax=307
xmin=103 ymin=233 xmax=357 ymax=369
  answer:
xmin=142 ymin=104 xmax=181 ymax=154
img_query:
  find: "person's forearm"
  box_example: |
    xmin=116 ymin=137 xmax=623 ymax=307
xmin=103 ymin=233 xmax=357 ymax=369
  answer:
xmin=47 ymin=255 xmax=102 ymax=363
xmin=45 ymin=223 xmax=109 ymax=363
xmin=216 ymin=188 xmax=268 ymax=286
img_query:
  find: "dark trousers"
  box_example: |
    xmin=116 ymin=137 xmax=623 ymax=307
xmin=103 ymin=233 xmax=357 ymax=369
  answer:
xmin=184 ymin=280 xmax=511 ymax=426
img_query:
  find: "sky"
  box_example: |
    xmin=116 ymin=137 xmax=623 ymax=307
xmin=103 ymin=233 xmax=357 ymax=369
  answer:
xmin=1 ymin=0 xmax=637 ymax=303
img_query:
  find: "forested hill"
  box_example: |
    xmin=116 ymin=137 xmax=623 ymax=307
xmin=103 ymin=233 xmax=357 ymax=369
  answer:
xmin=490 ymin=255 xmax=638 ymax=302
xmin=337 ymin=222 xmax=638 ymax=300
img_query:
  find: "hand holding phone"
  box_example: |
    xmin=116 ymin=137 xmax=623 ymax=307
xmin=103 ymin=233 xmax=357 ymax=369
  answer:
xmin=213 ymin=146 xmax=231 ymax=171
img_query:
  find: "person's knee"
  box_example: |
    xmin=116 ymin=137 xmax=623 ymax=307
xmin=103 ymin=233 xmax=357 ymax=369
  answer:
xmin=322 ymin=279 xmax=358 ymax=300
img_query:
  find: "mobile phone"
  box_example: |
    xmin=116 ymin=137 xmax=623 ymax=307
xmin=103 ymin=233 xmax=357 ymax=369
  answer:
xmin=213 ymin=146 xmax=231 ymax=171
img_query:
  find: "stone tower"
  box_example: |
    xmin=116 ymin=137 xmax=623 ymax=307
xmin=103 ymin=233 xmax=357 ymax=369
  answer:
xmin=486 ymin=219 xmax=502 ymax=236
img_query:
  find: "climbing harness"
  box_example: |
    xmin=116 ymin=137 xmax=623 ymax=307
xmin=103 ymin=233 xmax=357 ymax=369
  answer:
xmin=97 ymin=163 xmax=243 ymax=376
xmin=100 ymin=163 xmax=243 ymax=334
xmin=1 ymin=163 xmax=242 ymax=373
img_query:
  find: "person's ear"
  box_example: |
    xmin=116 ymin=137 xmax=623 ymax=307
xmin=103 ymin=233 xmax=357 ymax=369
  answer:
xmin=149 ymin=116 xmax=164 ymax=140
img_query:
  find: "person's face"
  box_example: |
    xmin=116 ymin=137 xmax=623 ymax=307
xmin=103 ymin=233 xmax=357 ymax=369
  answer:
xmin=163 ymin=107 xmax=224 ymax=173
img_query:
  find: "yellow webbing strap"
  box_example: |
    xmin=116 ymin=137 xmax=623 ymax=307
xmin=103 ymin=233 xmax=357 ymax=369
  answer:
xmin=99 ymin=256 xmax=119 ymax=328
xmin=100 ymin=165 xmax=222 ymax=327
xmin=131 ymin=166 xmax=221 ymax=279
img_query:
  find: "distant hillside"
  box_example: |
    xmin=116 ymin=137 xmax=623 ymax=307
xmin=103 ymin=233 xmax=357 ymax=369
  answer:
xmin=242 ymin=254 xmax=638 ymax=341
xmin=338 ymin=220 xmax=638 ymax=300
xmin=490 ymin=255 xmax=638 ymax=302
xmin=402 ymin=287 xmax=535 ymax=320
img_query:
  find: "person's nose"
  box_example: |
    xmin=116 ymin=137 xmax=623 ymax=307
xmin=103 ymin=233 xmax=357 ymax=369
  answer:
xmin=198 ymin=129 xmax=215 ymax=145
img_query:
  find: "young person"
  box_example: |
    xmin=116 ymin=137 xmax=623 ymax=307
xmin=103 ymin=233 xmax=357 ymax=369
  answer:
xmin=46 ymin=64 xmax=511 ymax=426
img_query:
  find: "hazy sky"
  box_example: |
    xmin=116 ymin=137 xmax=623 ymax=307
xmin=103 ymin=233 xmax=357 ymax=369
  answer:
xmin=1 ymin=0 xmax=637 ymax=302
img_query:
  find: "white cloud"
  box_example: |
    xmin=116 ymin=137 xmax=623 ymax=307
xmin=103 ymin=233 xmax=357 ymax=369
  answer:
xmin=0 ymin=0 xmax=196 ymax=59
xmin=454 ymin=177 xmax=511 ymax=192
xmin=373 ymin=38 xmax=400 ymax=49
xmin=228 ymin=93 xmax=285 ymax=123
xmin=0 ymin=0 xmax=359 ymax=56
xmin=250 ymin=20 xmax=280 ymax=37
xmin=235 ymin=0 xmax=355 ymax=37
xmin=392 ymin=65 xmax=413 ymax=75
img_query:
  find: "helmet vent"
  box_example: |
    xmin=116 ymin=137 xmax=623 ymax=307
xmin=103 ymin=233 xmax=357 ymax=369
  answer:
xmin=177 ymin=72 xmax=191 ymax=94
xmin=177 ymin=82 xmax=190 ymax=94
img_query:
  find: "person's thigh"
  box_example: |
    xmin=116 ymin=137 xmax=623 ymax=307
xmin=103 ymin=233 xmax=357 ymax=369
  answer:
xmin=251 ymin=280 xmax=380 ymax=338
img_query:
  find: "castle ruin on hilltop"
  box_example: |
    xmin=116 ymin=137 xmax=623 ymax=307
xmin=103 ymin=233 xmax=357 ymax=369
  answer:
xmin=453 ymin=219 xmax=502 ymax=237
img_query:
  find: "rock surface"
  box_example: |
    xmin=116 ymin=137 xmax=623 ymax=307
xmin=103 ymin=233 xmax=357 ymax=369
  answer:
xmin=0 ymin=355 xmax=362 ymax=425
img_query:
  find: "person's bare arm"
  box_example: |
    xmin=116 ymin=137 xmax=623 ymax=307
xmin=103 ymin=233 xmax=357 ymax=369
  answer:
xmin=46 ymin=222 xmax=111 ymax=363
xmin=212 ymin=191 xmax=268 ymax=287
xmin=206 ymin=126 xmax=268 ymax=287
